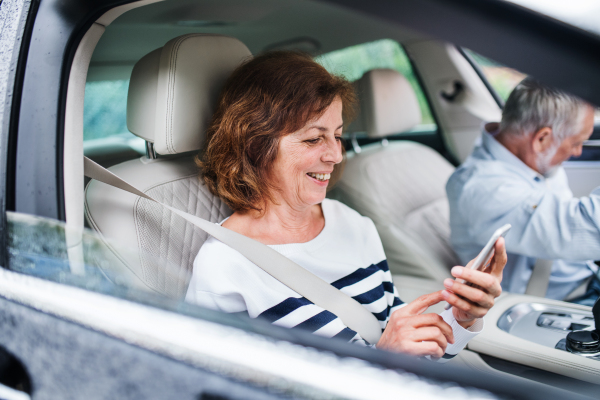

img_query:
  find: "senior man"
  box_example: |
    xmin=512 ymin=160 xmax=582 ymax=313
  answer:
xmin=446 ymin=78 xmax=600 ymax=305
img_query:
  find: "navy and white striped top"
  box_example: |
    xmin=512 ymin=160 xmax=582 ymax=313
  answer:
xmin=186 ymin=199 xmax=480 ymax=352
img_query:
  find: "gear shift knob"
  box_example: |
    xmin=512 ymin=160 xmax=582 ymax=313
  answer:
xmin=566 ymin=296 xmax=600 ymax=354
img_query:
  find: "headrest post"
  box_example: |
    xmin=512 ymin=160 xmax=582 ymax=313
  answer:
xmin=350 ymin=133 xmax=362 ymax=154
xmin=145 ymin=141 xmax=158 ymax=160
xmin=381 ymin=138 xmax=389 ymax=147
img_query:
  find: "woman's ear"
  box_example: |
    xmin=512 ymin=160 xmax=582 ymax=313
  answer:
xmin=531 ymin=127 xmax=554 ymax=154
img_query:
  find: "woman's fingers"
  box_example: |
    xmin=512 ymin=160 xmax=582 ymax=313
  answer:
xmin=442 ymin=289 xmax=488 ymax=319
xmin=444 ymin=278 xmax=495 ymax=308
xmin=445 ymin=237 xmax=507 ymax=324
xmin=451 ymin=267 xmax=502 ymax=297
xmin=402 ymin=341 xmax=446 ymax=358
xmin=404 ymin=313 xmax=454 ymax=344
xmin=405 ymin=326 xmax=449 ymax=352
xmin=489 ymin=237 xmax=507 ymax=279
xmin=397 ymin=291 xmax=445 ymax=316
xmin=377 ymin=290 xmax=458 ymax=356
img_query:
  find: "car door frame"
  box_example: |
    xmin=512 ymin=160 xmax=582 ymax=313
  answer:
xmin=1 ymin=0 xmax=598 ymax=397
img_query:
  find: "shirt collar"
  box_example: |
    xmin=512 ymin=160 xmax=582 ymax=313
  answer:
xmin=481 ymin=122 xmax=545 ymax=182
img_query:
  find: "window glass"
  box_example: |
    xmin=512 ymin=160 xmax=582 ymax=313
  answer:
xmin=463 ymin=49 xmax=526 ymax=102
xmin=84 ymin=80 xmax=146 ymax=163
xmin=84 ymin=80 xmax=131 ymax=141
xmin=8 ymin=212 xmax=139 ymax=293
xmin=465 ymin=49 xmax=600 ymax=162
xmin=6 ymin=212 xmax=205 ymax=305
xmin=315 ymin=39 xmax=436 ymax=133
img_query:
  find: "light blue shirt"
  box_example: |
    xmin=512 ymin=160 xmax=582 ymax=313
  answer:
xmin=446 ymin=124 xmax=600 ymax=300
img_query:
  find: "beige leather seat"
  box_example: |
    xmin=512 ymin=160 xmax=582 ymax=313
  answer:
xmin=332 ymin=68 xmax=459 ymax=282
xmin=85 ymin=34 xmax=251 ymax=299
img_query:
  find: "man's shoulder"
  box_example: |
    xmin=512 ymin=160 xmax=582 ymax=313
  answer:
xmin=446 ymin=156 xmax=538 ymax=213
xmin=449 ymin=156 xmax=529 ymax=189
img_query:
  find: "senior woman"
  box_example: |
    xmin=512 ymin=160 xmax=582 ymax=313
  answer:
xmin=186 ymin=51 xmax=506 ymax=359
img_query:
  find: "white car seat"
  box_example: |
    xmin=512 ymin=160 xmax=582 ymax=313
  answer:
xmin=332 ymin=68 xmax=459 ymax=281
xmin=85 ymin=34 xmax=251 ymax=299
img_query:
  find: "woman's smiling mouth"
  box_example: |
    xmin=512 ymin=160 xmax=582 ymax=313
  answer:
xmin=307 ymin=172 xmax=331 ymax=182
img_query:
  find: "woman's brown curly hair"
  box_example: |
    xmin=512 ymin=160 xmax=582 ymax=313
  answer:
xmin=197 ymin=51 xmax=357 ymax=213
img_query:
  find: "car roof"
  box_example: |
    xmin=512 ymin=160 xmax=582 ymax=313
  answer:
xmin=322 ymin=0 xmax=600 ymax=107
xmin=89 ymin=0 xmax=427 ymax=81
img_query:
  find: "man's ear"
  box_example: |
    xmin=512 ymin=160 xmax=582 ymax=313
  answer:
xmin=531 ymin=127 xmax=554 ymax=154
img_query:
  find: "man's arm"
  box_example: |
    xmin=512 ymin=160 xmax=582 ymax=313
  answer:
xmin=459 ymin=182 xmax=600 ymax=261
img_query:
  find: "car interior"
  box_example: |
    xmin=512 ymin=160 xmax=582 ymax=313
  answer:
xmin=36 ymin=0 xmax=600 ymax=396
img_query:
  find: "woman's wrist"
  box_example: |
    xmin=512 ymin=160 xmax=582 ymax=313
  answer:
xmin=457 ymin=319 xmax=476 ymax=329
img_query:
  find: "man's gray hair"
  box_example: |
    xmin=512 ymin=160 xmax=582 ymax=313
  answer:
xmin=500 ymin=78 xmax=589 ymax=141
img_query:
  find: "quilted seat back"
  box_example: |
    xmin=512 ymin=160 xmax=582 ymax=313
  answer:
xmin=332 ymin=69 xmax=459 ymax=280
xmin=85 ymin=156 xmax=232 ymax=298
xmin=84 ymin=34 xmax=249 ymax=298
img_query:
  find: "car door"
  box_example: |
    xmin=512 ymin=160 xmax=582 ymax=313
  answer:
xmin=0 ymin=0 xmax=593 ymax=399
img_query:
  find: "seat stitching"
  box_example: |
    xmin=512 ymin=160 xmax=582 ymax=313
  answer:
xmin=133 ymin=195 xmax=151 ymax=284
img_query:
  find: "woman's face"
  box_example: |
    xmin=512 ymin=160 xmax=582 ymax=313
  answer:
xmin=270 ymin=97 xmax=344 ymax=210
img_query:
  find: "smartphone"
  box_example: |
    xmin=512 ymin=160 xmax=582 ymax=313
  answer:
xmin=445 ymin=223 xmax=511 ymax=310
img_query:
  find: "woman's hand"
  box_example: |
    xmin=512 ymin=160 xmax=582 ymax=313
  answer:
xmin=443 ymin=238 xmax=507 ymax=329
xmin=377 ymin=291 xmax=454 ymax=358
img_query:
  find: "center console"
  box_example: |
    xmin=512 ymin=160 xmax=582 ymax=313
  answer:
xmin=467 ymin=294 xmax=600 ymax=384
xmin=497 ymin=299 xmax=600 ymax=360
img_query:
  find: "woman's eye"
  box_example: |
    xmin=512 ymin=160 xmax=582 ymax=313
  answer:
xmin=306 ymin=138 xmax=320 ymax=144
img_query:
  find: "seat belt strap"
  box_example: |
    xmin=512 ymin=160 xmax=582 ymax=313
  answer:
xmin=525 ymin=259 xmax=553 ymax=297
xmin=84 ymin=156 xmax=382 ymax=344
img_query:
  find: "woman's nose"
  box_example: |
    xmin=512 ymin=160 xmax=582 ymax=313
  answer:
xmin=323 ymin=138 xmax=343 ymax=164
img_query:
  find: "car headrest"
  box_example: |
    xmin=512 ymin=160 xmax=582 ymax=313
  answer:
xmin=127 ymin=34 xmax=252 ymax=155
xmin=350 ymin=69 xmax=422 ymax=138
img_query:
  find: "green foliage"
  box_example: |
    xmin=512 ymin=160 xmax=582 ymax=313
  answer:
xmin=316 ymin=39 xmax=435 ymax=126
xmin=464 ymin=49 xmax=526 ymax=102
xmin=84 ymin=80 xmax=130 ymax=141
xmin=83 ymin=40 xmax=437 ymax=142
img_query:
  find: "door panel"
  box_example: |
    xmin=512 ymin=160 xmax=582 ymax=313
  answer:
xmin=0 ymin=296 xmax=280 ymax=400
xmin=564 ymin=161 xmax=600 ymax=198
xmin=565 ymin=125 xmax=600 ymax=197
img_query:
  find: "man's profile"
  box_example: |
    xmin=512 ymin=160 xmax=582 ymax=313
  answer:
xmin=447 ymin=78 xmax=600 ymax=305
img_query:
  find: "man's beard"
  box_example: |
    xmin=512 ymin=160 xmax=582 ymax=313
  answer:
xmin=536 ymin=144 xmax=560 ymax=177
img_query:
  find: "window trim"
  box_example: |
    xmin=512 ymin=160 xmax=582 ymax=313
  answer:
xmin=458 ymin=47 xmax=505 ymax=109
xmin=405 ymin=45 xmax=457 ymax=166
xmin=13 ymin=0 xmax=138 ymax=222
xmin=0 ymin=0 xmax=37 ymax=268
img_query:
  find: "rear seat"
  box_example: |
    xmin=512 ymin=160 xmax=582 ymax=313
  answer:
xmin=331 ymin=69 xmax=459 ymax=290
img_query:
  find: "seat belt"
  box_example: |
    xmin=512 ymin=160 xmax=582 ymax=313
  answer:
xmin=84 ymin=156 xmax=382 ymax=344
xmin=524 ymin=259 xmax=553 ymax=297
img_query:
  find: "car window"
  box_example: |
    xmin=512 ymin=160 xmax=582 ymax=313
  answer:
xmin=462 ymin=49 xmax=526 ymax=103
xmin=84 ymin=80 xmax=146 ymax=163
xmin=6 ymin=211 xmax=216 ymax=310
xmin=8 ymin=212 xmax=145 ymax=294
xmin=315 ymin=39 xmax=436 ymax=135
xmin=84 ymin=80 xmax=130 ymax=141
xmin=465 ymin=48 xmax=600 ymax=162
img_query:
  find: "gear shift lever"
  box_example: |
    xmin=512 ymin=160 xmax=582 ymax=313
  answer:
xmin=566 ymin=297 xmax=600 ymax=354
xmin=595 ymin=296 xmax=600 ymax=332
